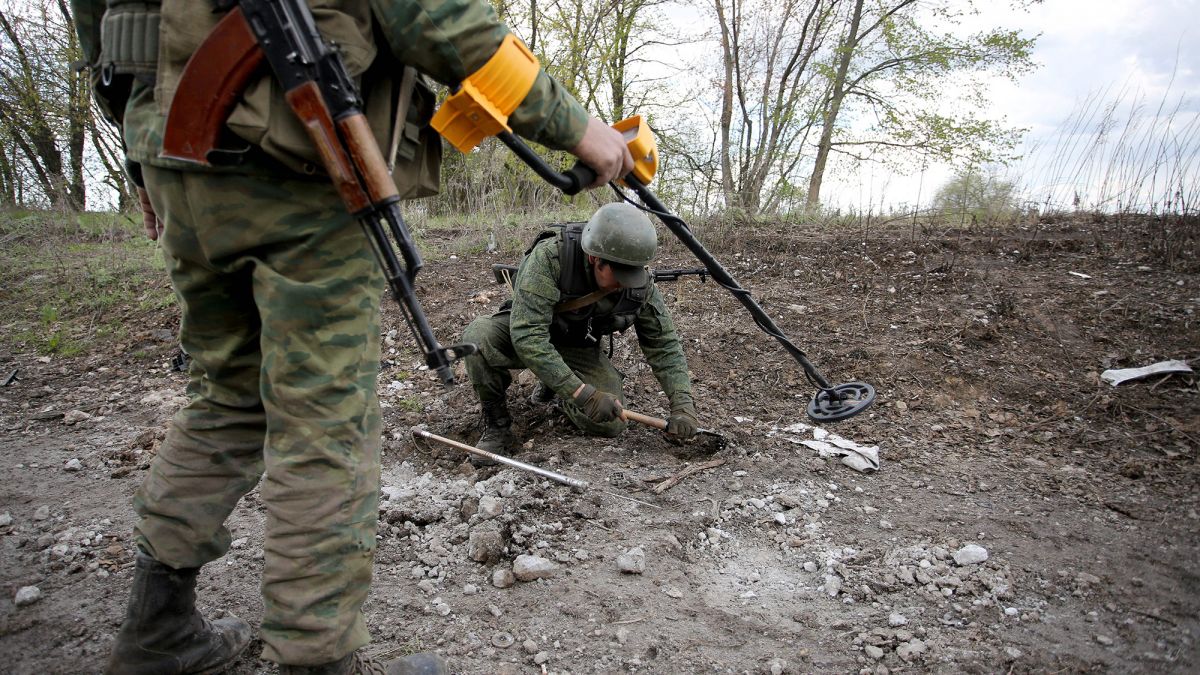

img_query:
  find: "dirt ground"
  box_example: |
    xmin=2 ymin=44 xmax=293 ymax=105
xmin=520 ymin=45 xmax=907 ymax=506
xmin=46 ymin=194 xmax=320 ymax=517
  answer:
xmin=1 ymin=214 xmax=1197 ymax=674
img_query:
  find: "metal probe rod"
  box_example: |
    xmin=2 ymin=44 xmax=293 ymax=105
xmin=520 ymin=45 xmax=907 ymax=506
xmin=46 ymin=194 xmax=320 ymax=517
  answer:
xmin=410 ymin=427 xmax=659 ymax=509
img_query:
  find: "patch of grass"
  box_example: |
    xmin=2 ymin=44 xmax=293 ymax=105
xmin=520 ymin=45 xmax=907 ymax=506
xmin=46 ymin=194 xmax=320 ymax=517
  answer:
xmin=0 ymin=207 xmax=174 ymax=358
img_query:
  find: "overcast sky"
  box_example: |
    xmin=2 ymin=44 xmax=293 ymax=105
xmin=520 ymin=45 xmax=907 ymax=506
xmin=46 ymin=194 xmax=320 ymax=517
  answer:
xmin=822 ymin=0 xmax=1200 ymax=212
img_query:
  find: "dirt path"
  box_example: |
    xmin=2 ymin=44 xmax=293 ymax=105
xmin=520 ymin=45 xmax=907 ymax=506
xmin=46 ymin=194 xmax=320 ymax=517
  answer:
xmin=1 ymin=217 xmax=1197 ymax=673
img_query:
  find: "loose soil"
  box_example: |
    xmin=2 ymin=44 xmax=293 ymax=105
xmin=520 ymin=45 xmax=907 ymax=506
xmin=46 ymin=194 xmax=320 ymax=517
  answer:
xmin=1 ymin=215 xmax=1197 ymax=674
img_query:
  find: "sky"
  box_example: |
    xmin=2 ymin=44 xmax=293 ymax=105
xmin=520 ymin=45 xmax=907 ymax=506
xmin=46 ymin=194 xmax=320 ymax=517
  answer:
xmin=821 ymin=0 xmax=1200 ymax=212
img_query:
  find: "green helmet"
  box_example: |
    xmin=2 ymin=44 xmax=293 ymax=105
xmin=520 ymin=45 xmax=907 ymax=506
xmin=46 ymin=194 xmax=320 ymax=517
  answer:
xmin=581 ymin=202 xmax=657 ymax=266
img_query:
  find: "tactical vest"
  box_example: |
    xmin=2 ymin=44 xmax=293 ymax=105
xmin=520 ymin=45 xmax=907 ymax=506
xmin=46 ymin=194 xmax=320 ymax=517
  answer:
xmin=96 ymin=0 xmax=440 ymax=197
xmin=524 ymin=224 xmax=650 ymax=348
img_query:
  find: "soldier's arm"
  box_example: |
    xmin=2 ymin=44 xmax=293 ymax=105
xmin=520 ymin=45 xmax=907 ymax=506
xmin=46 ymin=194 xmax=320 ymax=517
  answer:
xmin=509 ymin=244 xmax=586 ymax=398
xmin=369 ymin=0 xmax=588 ymax=151
xmin=634 ymin=286 xmax=694 ymax=409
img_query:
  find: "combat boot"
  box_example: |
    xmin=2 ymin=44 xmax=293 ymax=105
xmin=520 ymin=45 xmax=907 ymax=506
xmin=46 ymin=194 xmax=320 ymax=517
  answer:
xmin=473 ymin=400 xmax=515 ymax=465
xmin=106 ymin=549 xmax=252 ymax=675
xmin=279 ymin=649 xmax=448 ymax=675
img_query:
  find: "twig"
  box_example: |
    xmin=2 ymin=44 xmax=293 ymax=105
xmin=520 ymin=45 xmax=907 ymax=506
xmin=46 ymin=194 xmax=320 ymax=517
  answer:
xmin=611 ymin=616 xmax=646 ymax=625
xmin=651 ymin=458 xmax=727 ymax=494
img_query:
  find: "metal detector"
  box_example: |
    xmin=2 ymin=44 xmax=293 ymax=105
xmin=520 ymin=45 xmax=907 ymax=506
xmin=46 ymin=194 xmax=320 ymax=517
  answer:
xmin=495 ymin=121 xmax=876 ymax=423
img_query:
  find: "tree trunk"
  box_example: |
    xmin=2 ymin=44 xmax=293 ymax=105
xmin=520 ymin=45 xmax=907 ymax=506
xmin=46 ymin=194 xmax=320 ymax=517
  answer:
xmin=806 ymin=0 xmax=863 ymax=209
xmin=714 ymin=0 xmax=736 ymax=209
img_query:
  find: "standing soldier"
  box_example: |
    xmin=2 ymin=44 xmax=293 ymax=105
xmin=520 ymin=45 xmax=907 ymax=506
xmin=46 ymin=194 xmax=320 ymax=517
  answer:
xmin=69 ymin=1 xmax=632 ymax=674
xmin=463 ymin=202 xmax=700 ymax=459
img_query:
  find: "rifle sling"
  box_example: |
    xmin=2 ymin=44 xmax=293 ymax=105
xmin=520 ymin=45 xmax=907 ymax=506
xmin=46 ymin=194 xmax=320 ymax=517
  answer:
xmin=554 ymin=289 xmax=616 ymax=313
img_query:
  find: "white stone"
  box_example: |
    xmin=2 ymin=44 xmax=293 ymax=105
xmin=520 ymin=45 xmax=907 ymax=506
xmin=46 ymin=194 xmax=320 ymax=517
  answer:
xmin=462 ymin=584 xmax=478 ymax=595
xmin=769 ymin=658 xmax=787 ymax=674
xmin=889 ymin=612 xmax=908 ymax=627
xmin=64 ymin=459 xmax=83 ymax=472
xmin=14 ymin=586 xmax=41 ymax=606
xmin=897 ymin=639 xmax=927 ymax=661
xmin=803 ymin=561 xmax=818 ymax=573
xmin=1004 ymin=607 xmax=1019 ymax=617
xmin=477 ymin=496 xmax=505 ymax=519
xmin=491 ymin=568 xmax=515 ymax=588
xmin=533 ymin=651 xmax=550 ymax=665
xmin=512 ymin=554 xmax=558 ymax=581
xmin=953 ymin=544 xmax=989 ymax=566
xmin=63 ymin=410 xmax=92 ymax=425
xmin=774 ymin=513 xmax=787 ymax=525
xmin=1095 ymin=635 xmax=1114 ymax=646
xmin=33 ymin=505 xmax=50 ymax=521
xmin=864 ymin=645 xmax=885 ymax=660
xmin=823 ymin=575 xmax=842 ymax=597
xmin=230 ymin=537 xmax=248 ymax=549
xmin=0 ymin=512 xmax=11 ymax=527
xmin=616 ymin=547 xmax=646 ymax=574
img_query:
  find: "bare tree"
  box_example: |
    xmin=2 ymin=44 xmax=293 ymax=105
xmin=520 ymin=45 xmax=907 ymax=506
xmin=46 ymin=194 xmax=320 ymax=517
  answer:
xmin=712 ymin=0 xmax=839 ymax=214
xmin=804 ymin=0 xmax=1037 ymax=208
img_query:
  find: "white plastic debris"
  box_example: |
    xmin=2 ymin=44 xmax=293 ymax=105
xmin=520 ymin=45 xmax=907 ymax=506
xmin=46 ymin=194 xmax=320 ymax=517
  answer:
xmin=773 ymin=422 xmax=880 ymax=473
xmin=1100 ymin=360 xmax=1193 ymax=386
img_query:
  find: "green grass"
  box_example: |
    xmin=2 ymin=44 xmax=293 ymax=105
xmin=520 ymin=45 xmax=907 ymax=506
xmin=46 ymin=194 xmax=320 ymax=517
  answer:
xmin=0 ymin=208 xmax=175 ymax=357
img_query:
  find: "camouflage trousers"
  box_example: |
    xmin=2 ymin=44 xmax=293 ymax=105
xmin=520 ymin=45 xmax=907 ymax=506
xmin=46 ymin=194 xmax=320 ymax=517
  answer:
xmin=138 ymin=165 xmax=384 ymax=666
xmin=462 ymin=311 xmax=626 ymax=437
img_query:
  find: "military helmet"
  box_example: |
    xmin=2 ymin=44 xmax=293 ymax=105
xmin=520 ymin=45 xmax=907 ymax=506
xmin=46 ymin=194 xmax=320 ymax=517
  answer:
xmin=581 ymin=202 xmax=657 ymax=267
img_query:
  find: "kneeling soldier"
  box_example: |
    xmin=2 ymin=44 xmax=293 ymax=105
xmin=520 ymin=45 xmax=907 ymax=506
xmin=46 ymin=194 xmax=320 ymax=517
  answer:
xmin=463 ymin=202 xmax=699 ymax=458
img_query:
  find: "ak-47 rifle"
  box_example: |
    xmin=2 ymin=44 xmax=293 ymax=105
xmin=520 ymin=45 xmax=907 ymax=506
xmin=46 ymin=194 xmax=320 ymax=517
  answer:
xmin=491 ymin=263 xmax=708 ymax=286
xmin=159 ymin=0 xmax=474 ymax=385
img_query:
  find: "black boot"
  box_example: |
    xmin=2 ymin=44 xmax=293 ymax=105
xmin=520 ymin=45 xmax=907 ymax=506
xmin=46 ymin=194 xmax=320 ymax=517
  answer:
xmin=473 ymin=401 xmax=515 ymax=466
xmin=105 ymin=549 xmax=252 ymax=675
xmin=279 ymin=649 xmax=448 ymax=675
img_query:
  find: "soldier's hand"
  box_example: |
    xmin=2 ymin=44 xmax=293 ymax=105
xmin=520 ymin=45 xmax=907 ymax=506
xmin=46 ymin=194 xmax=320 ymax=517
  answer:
xmin=573 ymin=384 xmax=623 ymax=423
xmin=569 ymin=117 xmax=634 ymax=189
xmin=666 ymin=405 xmax=700 ymax=440
xmin=137 ymin=187 xmax=164 ymax=240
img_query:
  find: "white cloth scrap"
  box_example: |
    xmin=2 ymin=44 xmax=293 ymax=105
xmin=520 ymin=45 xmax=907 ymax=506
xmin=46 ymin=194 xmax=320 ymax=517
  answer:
xmin=1100 ymin=360 xmax=1193 ymax=387
xmin=773 ymin=422 xmax=881 ymax=473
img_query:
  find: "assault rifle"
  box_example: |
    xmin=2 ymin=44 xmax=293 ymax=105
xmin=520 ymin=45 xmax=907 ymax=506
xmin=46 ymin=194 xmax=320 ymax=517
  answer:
xmin=491 ymin=263 xmax=708 ymax=286
xmin=159 ymin=0 xmax=474 ymax=385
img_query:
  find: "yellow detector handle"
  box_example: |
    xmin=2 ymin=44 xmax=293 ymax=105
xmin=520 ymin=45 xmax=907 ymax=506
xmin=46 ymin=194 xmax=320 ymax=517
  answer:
xmin=431 ymin=34 xmax=539 ymax=153
xmin=613 ymin=116 xmax=658 ymax=186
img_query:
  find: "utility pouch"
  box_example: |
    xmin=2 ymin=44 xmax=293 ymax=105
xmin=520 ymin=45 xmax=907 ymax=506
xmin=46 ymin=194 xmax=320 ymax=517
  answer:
xmin=93 ymin=0 xmax=161 ymax=126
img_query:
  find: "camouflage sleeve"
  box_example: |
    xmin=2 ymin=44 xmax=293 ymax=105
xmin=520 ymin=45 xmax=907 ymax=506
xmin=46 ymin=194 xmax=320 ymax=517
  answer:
xmin=634 ymin=286 xmax=694 ymax=409
xmin=69 ymin=0 xmax=105 ymax=64
xmin=368 ymin=0 xmax=588 ymax=151
xmin=508 ymin=240 xmax=585 ymax=399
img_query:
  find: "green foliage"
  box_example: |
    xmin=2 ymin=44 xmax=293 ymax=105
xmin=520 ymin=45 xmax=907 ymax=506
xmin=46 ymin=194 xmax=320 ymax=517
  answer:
xmin=931 ymin=166 xmax=1020 ymax=224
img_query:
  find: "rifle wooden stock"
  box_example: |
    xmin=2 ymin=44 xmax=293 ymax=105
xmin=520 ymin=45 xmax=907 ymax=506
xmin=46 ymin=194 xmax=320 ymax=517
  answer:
xmin=161 ymin=7 xmax=263 ymax=165
xmin=283 ymin=82 xmax=370 ymax=213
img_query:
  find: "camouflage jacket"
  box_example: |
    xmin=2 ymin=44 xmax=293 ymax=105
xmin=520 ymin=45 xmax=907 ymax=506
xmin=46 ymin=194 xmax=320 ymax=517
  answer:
xmin=69 ymin=0 xmax=588 ymax=176
xmin=510 ymin=231 xmax=694 ymax=409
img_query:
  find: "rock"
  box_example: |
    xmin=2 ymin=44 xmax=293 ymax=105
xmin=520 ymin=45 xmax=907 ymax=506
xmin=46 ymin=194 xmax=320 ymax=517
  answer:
xmin=512 ymin=554 xmax=558 ymax=581
xmin=824 ymin=575 xmax=842 ymax=597
xmin=477 ymin=496 xmax=505 ymax=519
xmin=488 ymin=604 xmax=503 ymax=618
xmin=468 ymin=524 xmax=505 ymax=564
xmin=417 ymin=579 xmax=436 ymax=596
xmin=14 ymin=586 xmax=42 ymax=606
xmin=774 ymin=513 xmax=787 ymax=525
xmin=33 ymin=505 xmax=50 ymax=521
xmin=953 ymin=544 xmax=988 ymax=566
xmin=896 ymin=567 xmax=915 ymax=584
xmin=1005 ymin=646 xmax=1023 ymax=660
xmin=864 ymin=645 xmax=885 ymax=660
xmin=63 ymin=410 xmax=92 ymax=425
xmin=663 ymin=586 xmax=684 ymax=599
xmin=533 ymin=651 xmax=550 ymax=665
xmin=0 ymin=512 xmax=12 ymax=528
xmin=430 ymin=597 xmax=451 ymax=616
xmin=1095 ymin=635 xmax=1114 ymax=646
xmin=491 ymin=568 xmax=515 ymax=589
xmin=462 ymin=584 xmax=478 ymax=595
xmin=769 ymin=658 xmax=787 ymax=674
xmin=896 ymin=639 xmax=927 ymax=661
xmin=803 ymin=561 xmax=818 ymax=573
xmin=1004 ymin=607 xmax=1018 ymax=617
xmin=888 ymin=613 xmax=908 ymax=627
xmin=522 ymin=639 xmax=538 ymax=654
xmin=616 ymin=547 xmax=646 ymax=574
xmin=1076 ymin=572 xmax=1101 ymax=586
xmin=749 ymin=498 xmax=766 ymax=509
xmin=64 ymin=459 xmax=83 ymax=472
xmin=230 ymin=537 xmax=248 ymax=549
xmin=615 ymin=627 xmax=630 ymax=645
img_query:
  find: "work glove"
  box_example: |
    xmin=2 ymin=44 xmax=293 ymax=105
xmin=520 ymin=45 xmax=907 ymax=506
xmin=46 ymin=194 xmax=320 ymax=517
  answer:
xmin=137 ymin=187 xmax=164 ymax=240
xmin=666 ymin=403 xmax=700 ymax=440
xmin=573 ymin=384 xmax=622 ymax=423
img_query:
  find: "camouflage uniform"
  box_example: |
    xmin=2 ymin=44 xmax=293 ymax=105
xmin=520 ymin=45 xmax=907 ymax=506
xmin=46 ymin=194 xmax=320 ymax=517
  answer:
xmin=71 ymin=0 xmax=589 ymax=666
xmin=464 ymin=228 xmax=693 ymax=437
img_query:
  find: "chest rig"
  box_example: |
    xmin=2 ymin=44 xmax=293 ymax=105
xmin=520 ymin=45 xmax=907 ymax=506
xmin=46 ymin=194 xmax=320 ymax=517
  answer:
xmin=525 ymin=224 xmax=650 ymax=348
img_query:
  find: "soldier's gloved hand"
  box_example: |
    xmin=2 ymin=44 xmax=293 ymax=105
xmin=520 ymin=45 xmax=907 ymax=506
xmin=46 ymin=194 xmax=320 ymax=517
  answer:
xmin=573 ymin=384 xmax=622 ymax=423
xmin=666 ymin=404 xmax=700 ymax=440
